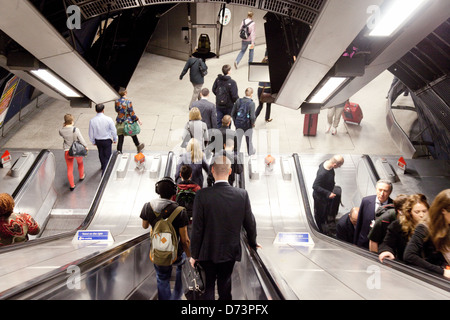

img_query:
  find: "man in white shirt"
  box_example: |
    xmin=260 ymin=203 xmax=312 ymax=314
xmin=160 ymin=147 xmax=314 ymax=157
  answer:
xmin=88 ymin=104 xmax=118 ymax=175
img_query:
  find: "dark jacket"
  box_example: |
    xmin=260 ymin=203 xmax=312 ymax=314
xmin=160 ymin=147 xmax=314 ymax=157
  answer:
xmin=336 ymin=213 xmax=355 ymax=244
xmin=190 ymin=182 xmax=257 ymax=263
xmin=378 ymin=219 xmax=408 ymax=261
xmin=403 ymin=223 xmax=446 ymax=275
xmin=231 ymin=97 xmax=256 ymax=129
xmin=190 ymin=98 xmax=217 ymax=130
xmin=212 ymin=74 xmax=239 ymax=109
xmin=180 ymin=57 xmax=207 ymax=85
xmin=354 ymin=195 xmax=393 ymax=249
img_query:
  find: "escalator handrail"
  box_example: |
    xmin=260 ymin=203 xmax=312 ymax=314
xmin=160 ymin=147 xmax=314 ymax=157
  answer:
xmin=0 ymin=151 xmax=120 ymax=254
xmin=292 ymin=153 xmax=450 ymax=292
xmin=0 ymin=152 xmax=175 ymax=299
xmin=361 ymin=154 xmax=380 ymax=185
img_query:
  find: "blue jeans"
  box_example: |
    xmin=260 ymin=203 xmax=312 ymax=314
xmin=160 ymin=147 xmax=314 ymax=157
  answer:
xmin=154 ymin=253 xmax=186 ymax=300
xmin=235 ymin=41 xmax=254 ymax=65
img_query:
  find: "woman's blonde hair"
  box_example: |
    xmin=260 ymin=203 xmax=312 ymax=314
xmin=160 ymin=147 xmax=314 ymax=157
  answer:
xmin=64 ymin=114 xmax=74 ymax=125
xmin=399 ymin=194 xmax=429 ymax=239
xmin=186 ymin=138 xmax=203 ymax=163
xmin=426 ymin=189 xmax=450 ymax=253
xmin=189 ymin=107 xmax=202 ymax=121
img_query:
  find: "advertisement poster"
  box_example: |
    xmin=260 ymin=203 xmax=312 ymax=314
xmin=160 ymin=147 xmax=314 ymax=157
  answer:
xmin=0 ymin=75 xmax=20 ymax=128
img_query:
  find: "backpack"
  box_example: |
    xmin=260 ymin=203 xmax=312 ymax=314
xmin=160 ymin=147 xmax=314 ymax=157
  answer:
xmin=197 ymin=59 xmax=207 ymax=77
xmin=175 ymin=187 xmax=197 ymax=219
xmin=197 ymin=33 xmax=211 ymax=54
xmin=216 ymin=81 xmax=230 ymax=107
xmin=239 ymin=19 xmax=254 ymax=40
xmin=149 ymin=205 xmax=184 ymax=266
xmin=234 ymin=98 xmax=251 ymax=128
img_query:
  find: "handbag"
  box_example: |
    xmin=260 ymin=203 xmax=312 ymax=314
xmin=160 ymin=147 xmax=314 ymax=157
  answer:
xmin=183 ymin=261 xmax=206 ymax=300
xmin=68 ymin=127 xmax=88 ymax=157
xmin=115 ymin=121 xmax=125 ymax=136
xmin=260 ymin=86 xmax=275 ymax=104
xmin=124 ymin=121 xmax=141 ymax=136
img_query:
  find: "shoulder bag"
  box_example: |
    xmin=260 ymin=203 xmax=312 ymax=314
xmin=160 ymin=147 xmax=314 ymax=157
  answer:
xmin=68 ymin=127 xmax=88 ymax=157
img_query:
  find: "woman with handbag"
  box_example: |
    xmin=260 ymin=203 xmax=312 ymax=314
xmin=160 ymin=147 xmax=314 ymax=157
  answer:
xmin=115 ymin=88 xmax=145 ymax=153
xmin=255 ymin=58 xmax=274 ymax=123
xmin=59 ymin=114 xmax=88 ymax=191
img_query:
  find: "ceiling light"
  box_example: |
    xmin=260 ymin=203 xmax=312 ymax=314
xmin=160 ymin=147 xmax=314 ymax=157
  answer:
xmin=309 ymin=77 xmax=347 ymax=104
xmin=30 ymin=69 xmax=81 ymax=98
xmin=369 ymin=0 xmax=428 ymax=37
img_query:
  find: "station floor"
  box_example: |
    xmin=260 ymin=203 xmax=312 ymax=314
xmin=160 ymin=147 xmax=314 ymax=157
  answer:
xmin=1 ymin=45 xmax=412 ymax=160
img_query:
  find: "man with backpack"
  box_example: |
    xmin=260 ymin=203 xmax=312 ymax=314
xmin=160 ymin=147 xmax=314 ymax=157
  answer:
xmin=173 ymin=165 xmax=201 ymax=235
xmin=231 ymin=87 xmax=256 ymax=155
xmin=234 ymin=11 xmax=255 ymax=69
xmin=180 ymin=53 xmax=208 ymax=109
xmin=212 ymin=64 xmax=239 ymax=128
xmin=140 ymin=177 xmax=190 ymax=300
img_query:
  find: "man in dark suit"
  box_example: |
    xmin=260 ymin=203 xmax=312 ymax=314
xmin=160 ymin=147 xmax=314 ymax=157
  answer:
xmin=190 ymin=88 xmax=217 ymax=130
xmin=336 ymin=207 xmax=359 ymax=243
xmin=190 ymin=155 xmax=258 ymax=300
xmin=354 ymin=179 xmax=393 ymax=249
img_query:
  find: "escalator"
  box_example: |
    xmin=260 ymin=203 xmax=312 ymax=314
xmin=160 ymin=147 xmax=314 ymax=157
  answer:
xmin=0 ymin=151 xmax=285 ymax=300
xmin=292 ymin=153 xmax=450 ymax=293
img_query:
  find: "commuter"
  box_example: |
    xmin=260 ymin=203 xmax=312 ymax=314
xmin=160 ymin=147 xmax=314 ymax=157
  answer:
xmin=378 ymin=194 xmax=429 ymax=263
xmin=181 ymin=107 xmax=209 ymax=150
xmin=212 ymin=64 xmax=239 ymax=128
xmin=114 ymin=88 xmax=145 ymax=154
xmin=88 ymin=104 xmax=118 ymax=175
xmin=336 ymin=207 xmax=359 ymax=243
xmin=140 ymin=177 xmax=190 ymax=300
xmin=404 ymin=189 xmax=450 ymax=278
xmin=207 ymin=138 xmax=243 ymax=187
xmin=190 ymin=155 xmax=258 ymax=300
xmin=368 ymin=194 xmax=408 ymax=253
xmin=326 ymin=100 xmax=347 ymax=135
xmin=354 ymin=179 xmax=393 ymax=249
xmin=255 ymin=57 xmax=273 ymax=123
xmin=175 ymin=138 xmax=209 ymax=188
xmin=231 ymin=87 xmax=256 ymax=156
xmin=190 ymin=88 xmax=217 ymax=130
xmin=0 ymin=193 xmax=40 ymax=246
xmin=179 ymin=54 xmax=208 ymax=109
xmin=173 ymin=165 xmax=201 ymax=234
xmin=312 ymin=155 xmax=344 ymax=235
xmin=234 ymin=11 xmax=255 ymax=69
xmin=59 ymin=114 xmax=88 ymax=191
xmin=219 ymin=115 xmax=237 ymax=152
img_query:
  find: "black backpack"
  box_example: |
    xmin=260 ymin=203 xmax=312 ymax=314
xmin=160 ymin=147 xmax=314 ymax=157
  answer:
xmin=239 ymin=19 xmax=254 ymax=40
xmin=175 ymin=188 xmax=196 ymax=219
xmin=234 ymin=98 xmax=251 ymax=128
xmin=216 ymin=82 xmax=230 ymax=107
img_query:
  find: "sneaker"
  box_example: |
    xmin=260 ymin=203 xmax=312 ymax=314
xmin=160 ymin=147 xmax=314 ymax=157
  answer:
xmin=79 ymin=174 xmax=86 ymax=181
xmin=70 ymin=185 xmax=76 ymax=192
xmin=331 ymin=127 xmax=337 ymax=135
xmin=234 ymin=61 xmax=238 ymax=69
xmin=137 ymin=143 xmax=145 ymax=153
xmin=265 ymin=118 xmax=273 ymax=123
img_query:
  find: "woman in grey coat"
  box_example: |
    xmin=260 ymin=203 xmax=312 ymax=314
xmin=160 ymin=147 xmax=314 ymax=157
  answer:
xmin=59 ymin=114 xmax=88 ymax=191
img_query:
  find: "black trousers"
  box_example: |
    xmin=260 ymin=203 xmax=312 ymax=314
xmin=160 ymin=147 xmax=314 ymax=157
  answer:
xmin=198 ymin=260 xmax=236 ymax=300
xmin=95 ymin=139 xmax=112 ymax=175
xmin=117 ymin=134 xmax=140 ymax=153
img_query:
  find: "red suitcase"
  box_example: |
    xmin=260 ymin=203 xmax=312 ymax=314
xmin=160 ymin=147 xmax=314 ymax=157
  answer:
xmin=303 ymin=114 xmax=318 ymax=136
xmin=343 ymin=102 xmax=363 ymax=125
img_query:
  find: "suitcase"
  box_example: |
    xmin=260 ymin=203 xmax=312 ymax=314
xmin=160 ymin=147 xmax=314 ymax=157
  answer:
xmin=343 ymin=102 xmax=363 ymax=125
xmin=303 ymin=114 xmax=318 ymax=136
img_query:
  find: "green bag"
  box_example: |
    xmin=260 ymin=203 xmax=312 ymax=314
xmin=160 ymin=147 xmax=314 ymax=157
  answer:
xmin=124 ymin=121 xmax=140 ymax=136
xmin=115 ymin=122 xmax=125 ymax=136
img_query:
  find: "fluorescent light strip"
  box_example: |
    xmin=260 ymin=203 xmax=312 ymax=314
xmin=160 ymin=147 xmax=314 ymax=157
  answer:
xmin=31 ymin=69 xmax=81 ymax=97
xmin=369 ymin=0 xmax=428 ymax=37
xmin=309 ymin=77 xmax=347 ymax=104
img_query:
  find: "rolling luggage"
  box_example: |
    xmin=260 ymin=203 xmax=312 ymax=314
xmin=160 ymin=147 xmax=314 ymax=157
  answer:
xmin=343 ymin=102 xmax=363 ymax=125
xmin=303 ymin=114 xmax=318 ymax=136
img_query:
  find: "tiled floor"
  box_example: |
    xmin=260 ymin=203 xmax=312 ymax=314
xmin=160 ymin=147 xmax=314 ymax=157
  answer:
xmin=1 ymin=45 xmax=405 ymax=158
